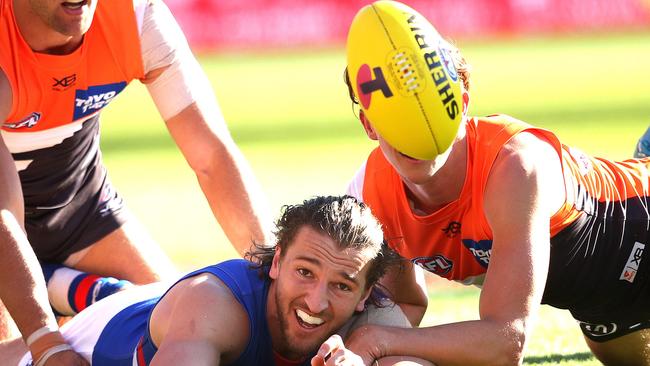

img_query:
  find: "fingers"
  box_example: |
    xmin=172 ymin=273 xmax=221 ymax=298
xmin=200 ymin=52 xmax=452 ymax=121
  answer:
xmin=310 ymin=334 xmax=364 ymax=366
xmin=317 ymin=334 xmax=345 ymax=361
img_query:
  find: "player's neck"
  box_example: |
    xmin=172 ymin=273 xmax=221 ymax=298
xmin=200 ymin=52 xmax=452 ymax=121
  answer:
xmin=405 ymin=135 xmax=467 ymax=215
xmin=12 ymin=0 xmax=84 ymax=55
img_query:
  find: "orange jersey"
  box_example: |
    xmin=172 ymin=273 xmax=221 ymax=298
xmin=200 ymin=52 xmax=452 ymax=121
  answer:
xmin=0 ymin=0 xmax=144 ymax=134
xmin=356 ymin=114 xmax=650 ymax=292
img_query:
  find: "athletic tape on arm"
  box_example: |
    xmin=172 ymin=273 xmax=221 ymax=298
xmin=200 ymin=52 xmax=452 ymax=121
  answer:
xmin=140 ymin=0 xmax=221 ymax=122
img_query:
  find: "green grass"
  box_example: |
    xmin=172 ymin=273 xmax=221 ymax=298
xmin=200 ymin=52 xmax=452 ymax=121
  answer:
xmin=99 ymin=32 xmax=650 ymax=365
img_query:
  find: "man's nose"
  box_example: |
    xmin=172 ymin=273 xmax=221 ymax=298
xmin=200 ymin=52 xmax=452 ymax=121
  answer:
xmin=304 ymin=281 xmax=329 ymax=314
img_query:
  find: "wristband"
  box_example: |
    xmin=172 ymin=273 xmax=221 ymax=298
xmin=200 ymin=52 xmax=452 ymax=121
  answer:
xmin=34 ymin=344 xmax=73 ymax=366
xmin=25 ymin=325 xmax=59 ymax=347
xmin=29 ymin=330 xmax=67 ymax=364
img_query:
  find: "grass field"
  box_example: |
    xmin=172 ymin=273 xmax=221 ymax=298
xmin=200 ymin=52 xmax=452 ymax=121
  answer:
xmin=99 ymin=32 xmax=650 ymax=365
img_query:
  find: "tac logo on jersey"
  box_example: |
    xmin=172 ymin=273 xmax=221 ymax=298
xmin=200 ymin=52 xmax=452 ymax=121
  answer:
xmin=462 ymin=239 xmax=492 ymax=268
xmin=412 ymin=255 xmax=453 ymax=276
xmin=3 ymin=112 xmax=41 ymax=129
xmin=73 ymin=82 xmax=127 ymax=120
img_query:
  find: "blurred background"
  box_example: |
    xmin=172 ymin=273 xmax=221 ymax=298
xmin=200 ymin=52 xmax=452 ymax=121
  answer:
xmin=100 ymin=1 xmax=649 ymax=361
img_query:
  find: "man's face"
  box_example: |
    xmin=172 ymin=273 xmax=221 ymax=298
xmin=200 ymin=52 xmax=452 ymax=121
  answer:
xmin=26 ymin=0 xmax=97 ymax=38
xmin=361 ymin=113 xmax=451 ymax=185
xmin=267 ymin=226 xmax=374 ymax=361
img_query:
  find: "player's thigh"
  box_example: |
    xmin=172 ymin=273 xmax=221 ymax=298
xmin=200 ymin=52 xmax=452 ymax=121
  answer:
xmin=66 ymin=220 xmax=177 ymax=284
xmin=584 ymin=328 xmax=650 ymax=366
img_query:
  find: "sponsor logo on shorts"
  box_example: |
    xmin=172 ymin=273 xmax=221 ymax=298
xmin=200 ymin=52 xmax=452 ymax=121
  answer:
xmin=462 ymin=239 xmax=492 ymax=268
xmin=579 ymin=321 xmax=618 ymax=338
xmin=412 ymin=255 xmax=453 ymax=276
xmin=3 ymin=112 xmax=41 ymax=129
xmin=73 ymin=82 xmax=127 ymax=120
xmin=620 ymin=241 xmax=645 ymax=283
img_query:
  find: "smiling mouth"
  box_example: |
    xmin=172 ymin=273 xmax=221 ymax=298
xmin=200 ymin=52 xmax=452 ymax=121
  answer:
xmin=295 ymin=309 xmax=324 ymax=329
xmin=62 ymin=0 xmax=87 ymax=9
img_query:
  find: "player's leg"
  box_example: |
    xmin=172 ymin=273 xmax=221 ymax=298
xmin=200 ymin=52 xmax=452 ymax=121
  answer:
xmin=42 ymin=263 xmax=133 ymax=316
xmin=581 ymin=323 xmax=650 ymax=365
xmin=66 ymin=219 xmax=177 ymax=285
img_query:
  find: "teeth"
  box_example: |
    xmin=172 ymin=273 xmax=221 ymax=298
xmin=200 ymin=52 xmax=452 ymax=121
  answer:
xmin=296 ymin=309 xmax=324 ymax=325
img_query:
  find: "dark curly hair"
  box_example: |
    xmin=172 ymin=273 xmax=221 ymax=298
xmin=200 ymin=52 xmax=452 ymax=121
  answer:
xmin=246 ymin=195 xmax=398 ymax=303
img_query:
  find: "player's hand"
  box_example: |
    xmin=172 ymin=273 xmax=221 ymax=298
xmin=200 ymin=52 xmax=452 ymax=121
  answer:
xmin=311 ymin=334 xmax=364 ymax=366
xmin=42 ymin=350 xmax=89 ymax=366
xmin=342 ymin=325 xmax=387 ymax=365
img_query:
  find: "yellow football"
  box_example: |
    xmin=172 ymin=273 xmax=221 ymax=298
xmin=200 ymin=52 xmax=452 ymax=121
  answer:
xmin=346 ymin=0 xmax=464 ymax=160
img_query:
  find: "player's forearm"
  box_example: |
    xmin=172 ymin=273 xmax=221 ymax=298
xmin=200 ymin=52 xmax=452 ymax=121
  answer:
xmin=357 ymin=319 xmax=526 ymax=366
xmin=0 ymin=211 xmax=58 ymax=338
xmin=196 ymin=145 xmax=272 ymax=255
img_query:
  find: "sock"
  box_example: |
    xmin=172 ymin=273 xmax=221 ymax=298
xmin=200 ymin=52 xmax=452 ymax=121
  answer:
xmin=41 ymin=263 xmax=133 ymax=316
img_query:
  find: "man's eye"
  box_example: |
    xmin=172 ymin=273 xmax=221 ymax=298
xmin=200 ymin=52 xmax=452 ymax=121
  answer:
xmin=336 ymin=283 xmax=351 ymax=292
xmin=297 ymin=268 xmax=312 ymax=277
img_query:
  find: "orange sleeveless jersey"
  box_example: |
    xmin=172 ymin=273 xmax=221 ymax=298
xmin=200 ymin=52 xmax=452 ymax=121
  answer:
xmin=0 ymin=0 xmax=144 ymax=132
xmin=361 ymin=114 xmax=650 ymax=285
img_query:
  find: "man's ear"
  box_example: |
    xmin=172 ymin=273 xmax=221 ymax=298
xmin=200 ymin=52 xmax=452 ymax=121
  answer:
xmin=359 ymin=111 xmax=378 ymax=141
xmin=355 ymin=287 xmax=373 ymax=312
xmin=269 ymin=247 xmax=282 ymax=280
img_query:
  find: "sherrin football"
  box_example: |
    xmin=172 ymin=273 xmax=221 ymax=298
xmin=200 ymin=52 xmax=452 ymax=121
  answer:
xmin=346 ymin=0 xmax=463 ymax=160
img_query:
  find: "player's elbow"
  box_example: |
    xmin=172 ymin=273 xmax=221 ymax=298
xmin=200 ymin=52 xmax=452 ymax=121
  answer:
xmin=490 ymin=321 xmax=527 ymax=366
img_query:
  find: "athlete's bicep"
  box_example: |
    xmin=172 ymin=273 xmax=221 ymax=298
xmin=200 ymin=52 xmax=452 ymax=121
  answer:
xmin=0 ymin=73 xmax=23 ymax=215
xmin=0 ymin=68 xmax=11 ymax=122
xmin=480 ymin=133 xmax=561 ymax=331
xmin=150 ymin=274 xmax=250 ymax=365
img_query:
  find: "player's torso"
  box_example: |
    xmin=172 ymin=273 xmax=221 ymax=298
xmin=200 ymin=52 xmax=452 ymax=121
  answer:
xmin=361 ymin=115 xmax=650 ymax=294
xmin=0 ymin=0 xmax=144 ymax=136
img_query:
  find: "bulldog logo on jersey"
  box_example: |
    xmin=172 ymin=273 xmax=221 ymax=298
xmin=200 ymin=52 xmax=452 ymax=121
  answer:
xmin=74 ymin=82 xmax=127 ymax=120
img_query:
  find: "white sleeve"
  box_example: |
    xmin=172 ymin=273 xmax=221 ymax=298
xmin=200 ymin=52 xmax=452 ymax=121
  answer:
xmin=345 ymin=161 xmax=367 ymax=202
xmin=138 ymin=0 xmax=220 ymax=122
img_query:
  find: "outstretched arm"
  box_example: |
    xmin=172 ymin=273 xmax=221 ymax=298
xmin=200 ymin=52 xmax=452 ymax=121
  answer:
xmin=345 ymin=132 xmax=564 ymax=365
xmin=150 ymin=273 xmax=250 ymax=365
xmin=140 ymin=0 xmax=273 ymax=256
xmin=0 ymin=71 xmax=88 ymax=365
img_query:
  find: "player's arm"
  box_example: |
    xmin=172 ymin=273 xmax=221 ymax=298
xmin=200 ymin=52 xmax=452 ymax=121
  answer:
xmin=378 ymin=260 xmax=428 ymax=326
xmin=150 ymin=273 xmax=250 ymax=365
xmin=0 ymin=70 xmax=88 ymax=365
xmin=345 ymin=133 xmax=562 ymax=365
xmin=139 ymin=0 xmax=273 ymax=256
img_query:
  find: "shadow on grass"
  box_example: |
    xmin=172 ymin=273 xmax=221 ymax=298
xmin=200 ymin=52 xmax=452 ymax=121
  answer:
xmin=524 ymin=352 xmax=595 ymax=364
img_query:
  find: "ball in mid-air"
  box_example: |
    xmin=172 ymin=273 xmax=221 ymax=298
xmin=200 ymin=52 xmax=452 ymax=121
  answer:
xmin=346 ymin=0 xmax=464 ymax=160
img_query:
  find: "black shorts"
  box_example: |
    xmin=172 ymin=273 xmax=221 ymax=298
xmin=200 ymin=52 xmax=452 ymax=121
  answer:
xmin=14 ymin=116 xmax=129 ymax=263
xmin=578 ymin=318 xmax=650 ymax=342
xmin=543 ymin=194 xmax=650 ymax=343
xmin=24 ymin=171 xmax=129 ymax=263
